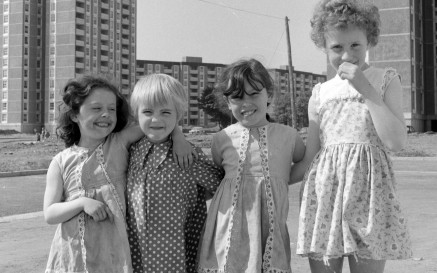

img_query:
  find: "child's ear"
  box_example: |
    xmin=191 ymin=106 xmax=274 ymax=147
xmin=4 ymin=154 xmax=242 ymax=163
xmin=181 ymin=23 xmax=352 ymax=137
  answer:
xmin=70 ymin=113 xmax=78 ymax=123
xmin=224 ymin=96 xmax=232 ymax=110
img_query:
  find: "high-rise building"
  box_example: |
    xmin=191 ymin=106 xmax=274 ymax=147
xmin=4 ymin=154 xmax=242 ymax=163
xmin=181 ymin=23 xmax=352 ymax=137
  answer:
xmin=327 ymin=0 xmax=437 ymax=132
xmin=270 ymin=66 xmax=326 ymax=96
xmin=0 ymin=0 xmax=137 ymax=133
xmin=136 ymin=57 xmax=225 ymax=128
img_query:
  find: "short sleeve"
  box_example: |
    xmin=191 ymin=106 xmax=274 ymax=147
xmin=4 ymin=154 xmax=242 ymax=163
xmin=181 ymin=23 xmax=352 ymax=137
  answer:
xmin=381 ymin=68 xmax=401 ymax=98
xmin=308 ymin=83 xmax=321 ymax=121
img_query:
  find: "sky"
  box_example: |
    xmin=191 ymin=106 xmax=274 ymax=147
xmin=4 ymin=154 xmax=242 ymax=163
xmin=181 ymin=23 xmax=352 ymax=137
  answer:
xmin=136 ymin=0 xmax=327 ymax=75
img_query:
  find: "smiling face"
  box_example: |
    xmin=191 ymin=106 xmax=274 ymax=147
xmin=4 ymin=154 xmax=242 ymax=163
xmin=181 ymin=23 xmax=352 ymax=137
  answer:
xmin=72 ymin=88 xmax=117 ymax=148
xmin=137 ymin=100 xmax=177 ymax=143
xmin=325 ymin=25 xmax=369 ymax=71
xmin=227 ymin=79 xmax=269 ymax=128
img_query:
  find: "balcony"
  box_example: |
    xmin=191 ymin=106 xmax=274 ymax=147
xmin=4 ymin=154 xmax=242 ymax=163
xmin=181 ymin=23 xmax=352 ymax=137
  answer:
xmin=76 ymin=29 xmax=85 ymax=36
xmin=122 ymin=48 xmax=129 ymax=55
xmin=122 ymin=18 xmax=129 ymax=25
xmin=121 ymin=38 xmax=129 ymax=45
xmin=76 ymin=18 xmax=85 ymax=25
xmin=76 ymin=6 xmax=85 ymax=14
xmin=101 ymin=13 xmax=109 ymax=20
xmin=101 ymin=2 xmax=109 ymax=9
xmin=76 ymin=62 xmax=85 ymax=69
xmin=76 ymin=51 xmax=84 ymax=58
xmin=122 ymin=29 xmax=129 ymax=35
xmin=101 ymin=55 xmax=109 ymax=62
xmin=75 ymin=40 xmax=85 ymax=46
xmin=101 ymin=24 xmax=109 ymax=31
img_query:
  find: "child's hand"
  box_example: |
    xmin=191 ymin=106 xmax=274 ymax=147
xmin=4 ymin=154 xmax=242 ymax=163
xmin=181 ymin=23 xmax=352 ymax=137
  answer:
xmin=338 ymin=62 xmax=374 ymax=98
xmin=172 ymin=140 xmax=198 ymax=170
xmin=82 ymin=197 xmax=114 ymax=223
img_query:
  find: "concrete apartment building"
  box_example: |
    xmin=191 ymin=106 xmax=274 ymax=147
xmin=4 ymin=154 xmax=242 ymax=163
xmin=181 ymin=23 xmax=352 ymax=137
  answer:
xmin=327 ymin=0 xmax=437 ymax=132
xmin=137 ymin=57 xmax=327 ymax=128
xmin=270 ymin=66 xmax=326 ymax=96
xmin=0 ymin=0 xmax=136 ymax=133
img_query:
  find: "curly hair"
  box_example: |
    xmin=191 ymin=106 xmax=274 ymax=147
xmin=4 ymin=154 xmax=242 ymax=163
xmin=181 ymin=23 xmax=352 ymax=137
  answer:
xmin=310 ymin=0 xmax=380 ymax=49
xmin=57 ymin=74 xmax=131 ymax=147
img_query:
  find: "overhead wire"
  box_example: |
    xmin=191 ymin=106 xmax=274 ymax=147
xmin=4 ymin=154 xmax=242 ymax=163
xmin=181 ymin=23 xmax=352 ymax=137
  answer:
xmin=195 ymin=0 xmax=287 ymax=65
xmin=195 ymin=0 xmax=283 ymax=20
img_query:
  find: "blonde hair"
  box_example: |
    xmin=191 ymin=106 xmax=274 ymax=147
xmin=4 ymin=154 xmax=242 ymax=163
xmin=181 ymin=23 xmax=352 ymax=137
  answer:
xmin=130 ymin=74 xmax=187 ymax=121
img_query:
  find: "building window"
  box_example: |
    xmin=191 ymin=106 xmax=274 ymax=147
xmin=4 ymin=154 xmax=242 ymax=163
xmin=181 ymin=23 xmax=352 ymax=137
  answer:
xmin=3 ymin=48 xmax=7 ymax=55
xmin=36 ymin=113 xmax=40 ymax=122
xmin=3 ymin=15 xmax=8 ymax=23
xmin=1 ymin=114 xmax=6 ymax=122
xmin=2 ymin=59 xmax=7 ymax=66
xmin=36 ymin=92 xmax=40 ymax=100
xmin=23 ymin=113 xmax=28 ymax=122
xmin=2 ymin=70 xmax=7 ymax=78
xmin=3 ymin=26 xmax=8 ymax=34
xmin=24 ymin=81 xmax=27 ymax=88
xmin=2 ymin=102 xmax=7 ymax=110
xmin=3 ymin=4 xmax=9 ymax=12
xmin=49 ymin=92 xmax=54 ymax=99
xmin=2 ymin=80 xmax=6 ymax=89
xmin=23 ymin=102 xmax=27 ymax=110
xmin=3 ymin=37 xmax=7 ymax=45
xmin=49 ymin=102 xmax=54 ymax=110
xmin=49 ymin=113 xmax=54 ymax=122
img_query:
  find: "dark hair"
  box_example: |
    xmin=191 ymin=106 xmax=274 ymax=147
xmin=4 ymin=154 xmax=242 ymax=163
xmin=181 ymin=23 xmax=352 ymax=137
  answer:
xmin=57 ymin=74 xmax=131 ymax=147
xmin=216 ymin=58 xmax=274 ymax=100
xmin=310 ymin=0 xmax=380 ymax=49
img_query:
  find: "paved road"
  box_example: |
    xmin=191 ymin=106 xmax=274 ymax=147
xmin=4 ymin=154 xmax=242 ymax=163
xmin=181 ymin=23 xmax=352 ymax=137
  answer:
xmin=0 ymin=158 xmax=436 ymax=273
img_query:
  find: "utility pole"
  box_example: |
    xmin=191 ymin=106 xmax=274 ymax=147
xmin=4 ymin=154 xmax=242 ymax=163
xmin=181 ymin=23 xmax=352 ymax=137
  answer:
xmin=285 ymin=16 xmax=297 ymax=128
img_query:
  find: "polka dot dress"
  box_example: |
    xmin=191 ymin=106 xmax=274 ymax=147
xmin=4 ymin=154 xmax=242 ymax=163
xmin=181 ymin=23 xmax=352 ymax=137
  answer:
xmin=126 ymin=138 xmax=224 ymax=273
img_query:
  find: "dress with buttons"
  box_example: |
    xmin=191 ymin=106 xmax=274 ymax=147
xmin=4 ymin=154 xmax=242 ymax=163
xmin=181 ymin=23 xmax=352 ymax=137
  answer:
xmin=126 ymin=137 xmax=224 ymax=273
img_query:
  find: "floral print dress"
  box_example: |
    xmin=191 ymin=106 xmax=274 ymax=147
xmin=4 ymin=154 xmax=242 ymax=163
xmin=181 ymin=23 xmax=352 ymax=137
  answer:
xmin=296 ymin=67 xmax=413 ymax=260
xmin=197 ymin=123 xmax=299 ymax=273
xmin=126 ymin=137 xmax=224 ymax=273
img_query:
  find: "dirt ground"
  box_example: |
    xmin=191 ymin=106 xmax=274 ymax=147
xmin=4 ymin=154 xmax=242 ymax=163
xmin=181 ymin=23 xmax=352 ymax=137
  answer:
xmin=0 ymin=158 xmax=436 ymax=273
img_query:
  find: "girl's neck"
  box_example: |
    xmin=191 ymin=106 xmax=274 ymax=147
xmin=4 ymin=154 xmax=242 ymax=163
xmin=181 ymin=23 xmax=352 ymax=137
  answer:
xmin=239 ymin=120 xmax=270 ymax=129
xmin=77 ymin=138 xmax=106 ymax=153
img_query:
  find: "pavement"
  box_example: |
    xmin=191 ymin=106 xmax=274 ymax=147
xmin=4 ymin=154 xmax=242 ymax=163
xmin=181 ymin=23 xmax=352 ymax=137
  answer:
xmin=0 ymin=157 xmax=436 ymax=273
